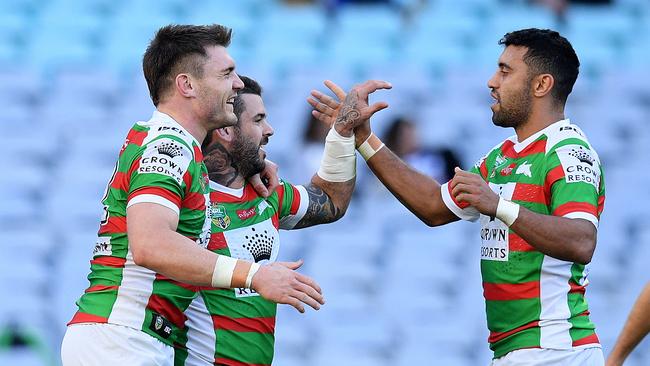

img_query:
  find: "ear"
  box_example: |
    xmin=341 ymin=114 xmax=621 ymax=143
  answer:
xmin=532 ymin=74 xmax=554 ymax=98
xmin=175 ymin=73 xmax=196 ymax=98
xmin=214 ymin=127 xmax=235 ymax=144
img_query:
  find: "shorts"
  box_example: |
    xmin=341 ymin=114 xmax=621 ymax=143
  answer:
xmin=61 ymin=323 xmax=174 ymax=366
xmin=490 ymin=346 xmax=604 ymax=366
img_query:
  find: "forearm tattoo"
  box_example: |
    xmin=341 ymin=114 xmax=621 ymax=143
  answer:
xmin=294 ymin=184 xmax=342 ymax=229
xmin=334 ymin=92 xmax=361 ymax=132
xmin=203 ymin=142 xmax=239 ymax=187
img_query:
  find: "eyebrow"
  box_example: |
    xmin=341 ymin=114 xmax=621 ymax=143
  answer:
xmin=498 ymin=62 xmax=513 ymax=70
xmin=220 ymin=66 xmax=235 ymax=74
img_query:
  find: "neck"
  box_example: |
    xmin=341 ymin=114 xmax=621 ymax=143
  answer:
xmin=515 ymin=107 xmax=565 ymax=142
xmin=157 ymin=103 xmax=207 ymax=144
xmin=205 ymin=142 xmax=245 ymax=188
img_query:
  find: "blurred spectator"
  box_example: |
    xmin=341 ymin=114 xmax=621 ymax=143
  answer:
xmin=383 ymin=116 xmax=461 ymax=183
xmin=293 ymin=111 xmax=331 ymax=182
xmin=0 ymin=322 xmax=54 ymax=366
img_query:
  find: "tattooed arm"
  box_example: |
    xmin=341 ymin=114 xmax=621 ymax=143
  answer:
xmin=293 ymin=174 xmax=355 ymax=229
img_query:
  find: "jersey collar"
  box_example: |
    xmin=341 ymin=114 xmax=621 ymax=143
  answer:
xmin=512 ymin=118 xmax=570 ymax=153
xmin=150 ymin=110 xmax=201 ymax=147
xmin=209 ymin=180 xmax=245 ymax=198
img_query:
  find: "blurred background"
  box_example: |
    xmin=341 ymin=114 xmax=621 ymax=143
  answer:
xmin=1 ymin=0 xmax=649 ymax=365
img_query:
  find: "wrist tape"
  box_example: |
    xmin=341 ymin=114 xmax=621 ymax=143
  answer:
xmin=496 ymin=198 xmax=520 ymax=226
xmin=317 ymin=127 xmax=356 ymax=182
xmin=357 ymin=133 xmax=385 ymax=161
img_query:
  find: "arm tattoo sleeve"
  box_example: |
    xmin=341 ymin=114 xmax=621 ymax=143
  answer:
xmin=293 ymin=183 xmax=342 ymax=229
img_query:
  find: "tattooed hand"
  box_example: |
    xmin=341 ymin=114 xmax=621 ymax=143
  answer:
xmin=307 ymin=80 xmax=391 ymax=138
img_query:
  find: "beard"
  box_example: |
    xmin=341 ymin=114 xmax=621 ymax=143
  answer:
xmin=232 ymin=131 xmax=266 ymax=179
xmin=491 ymin=82 xmax=533 ymax=129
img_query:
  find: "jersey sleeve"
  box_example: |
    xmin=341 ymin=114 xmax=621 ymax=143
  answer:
xmin=544 ymin=141 xmax=604 ymax=228
xmin=126 ymin=136 xmax=194 ymax=215
xmin=440 ymin=157 xmax=486 ymax=222
xmin=277 ymin=180 xmax=309 ymax=229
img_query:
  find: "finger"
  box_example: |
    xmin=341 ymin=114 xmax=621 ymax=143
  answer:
xmin=364 ymin=101 xmax=389 ymax=117
xmin=248 ymin=174 xmax=269 ymax=198
xmin=455 ymin=192 xmax=473 ymax=204
xmin=277 ymin=259 xmax=303 ymax=271
xmin=291 ymin=289 xmax=322 ymax=311
xmin=356 ymin=80 xmax=392 ymax=96
xmin=295 ymin=272 xmax=322 ymax=295
xmin=451 ymin=182 xmax=476 ymax=198
xmin=324 ymin=80 xmax=346 ymax=101
xmin=311 ymin=110 xmax=334 ymax=126
xmin=294 ymin=280 xmax=325 ymax=306
xmin=311 ymin=90 xmax=341 ymax=109
xmin=264 ymin=167 xmax=280 ymax=196
xmin=308 ymin=98 xmax=336 ymax=115
xmin=285 ymin=297 xmax=305 ymax=313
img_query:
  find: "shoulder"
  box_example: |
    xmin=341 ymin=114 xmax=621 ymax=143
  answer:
xmin=544 ymin=121 xmax=594 ymax=154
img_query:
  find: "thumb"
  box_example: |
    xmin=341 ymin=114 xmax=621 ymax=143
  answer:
xmin=249 ymin=174 xmax=270 ymax=198
xmin=278 ymin=259 xmax=304 ymax=270
xmin=366 ymin=102 xmax=389 ymax=117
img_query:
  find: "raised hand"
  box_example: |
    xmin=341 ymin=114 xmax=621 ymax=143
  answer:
xmin=250 ymin=259 xmax=325 ymax=313
xmin=248 ymin=159 xmax=280 ymax=198
xmin=450 ymin=167 xmax=499 ymax=216
xmin=307 ymin=80 xmax=391 ymax=137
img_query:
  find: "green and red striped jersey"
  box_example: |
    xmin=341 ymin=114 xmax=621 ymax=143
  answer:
xmin=174 ymin=180 xmax=308 ymax=366
xmin=69 ymin=111 xmax=212 ymax=348
xmin=441 ymin=119 xmax=605 ymax=358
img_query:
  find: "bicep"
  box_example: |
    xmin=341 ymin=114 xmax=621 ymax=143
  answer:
xmin=127 ymin=203 xmax=179 ymax=246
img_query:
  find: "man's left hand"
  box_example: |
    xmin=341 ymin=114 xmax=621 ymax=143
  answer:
xmin=450 ymin=167 xmax=499 ymax=216
xmin=249 ymin=159 xmax=280 ymax=198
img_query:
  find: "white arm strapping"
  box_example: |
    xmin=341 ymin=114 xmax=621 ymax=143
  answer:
xmin=316 ymin=127 xmax=356 ymax=182
xmin=211 ymin=255 xmax=238 ymax=288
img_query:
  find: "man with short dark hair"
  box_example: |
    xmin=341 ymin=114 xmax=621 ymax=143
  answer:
xmin=61 ymin=25 xmax=324 ymax=366
xmin=175 ymin=75 xmax=390 ymax=366
xmin=311 ymin=28 xmax=605 ymax=365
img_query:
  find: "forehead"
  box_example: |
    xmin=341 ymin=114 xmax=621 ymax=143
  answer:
xmin=498 ymin=45 xmax=529 ymax=68
xmin=239 ymin=94 xmax=265 ymax=117
xmin=203 ymin=45 xmax=235 ymax=71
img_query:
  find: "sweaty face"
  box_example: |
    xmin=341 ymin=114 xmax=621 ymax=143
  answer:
xmin=487 ymin=46 xmax=534 ymax=129
xmin=231 ymin=94 xmax=274 ymax=179
xmin=195 ymin=46 xmax=244 ymax=130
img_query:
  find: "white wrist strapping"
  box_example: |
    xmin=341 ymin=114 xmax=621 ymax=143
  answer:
xmin=317 ymin=127 xmax=356 ymax=182
xmin=211 ymin=255 xmax=238 ymax=288
xmin=245 ymin=263 xmax=261 ymax=289
xmin=496 ymin=198 xmax=520 ymax=226
xmin=357 ymin=133 xmax=385 ymax=161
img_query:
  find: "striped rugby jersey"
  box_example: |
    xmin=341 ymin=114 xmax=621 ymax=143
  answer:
xmin=69 ymin=111 xmax=212 ymax=348
xmin=174 ymin=180 xmax=309 ymax=366
xmin=441 ymin=119 xmax=605 ymax=358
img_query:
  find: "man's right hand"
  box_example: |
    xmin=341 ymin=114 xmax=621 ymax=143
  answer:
xmin=250 ymin=259 xmax=324 ymax=313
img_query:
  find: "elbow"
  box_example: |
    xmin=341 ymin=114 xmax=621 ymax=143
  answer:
xmin=422 ymin=215 xmax=446 ymax=227
xmin=576 ymin=237 xmax=597 ymax=265
xmin=131 ymin=239 xmax=154 ymax=267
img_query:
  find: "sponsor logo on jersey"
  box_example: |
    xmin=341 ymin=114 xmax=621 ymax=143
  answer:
xmin=243 ymin=226 xmax=274 ymax=262
xmin=257 ymin=200 xmax=270 ymax=215
xmin=557 ymin=144 xmax=600 ymax=190
xmin=234 ymin=287 xmax=259 ymax=298
xmin=139 ymin=138 xmax=189 ymax=185
xmin=515 ymin=161 xmax=532 ymax=177
xmin=211 ymin=203 xmax=231 ymax=229
xmin=500 ymin=163 xmax=516 ymax=176
xmin=149 ymin=313 xmax=173 ymax=339
xmin=237 ymin=207 xmax=257 ymax=220
xmin=157 ymin=125 xmax=187 ymax=136
xmin=480 ymin=216 xmax=509 ymax=261
xmin=559 ymin=125 xmax=583 ymax=136
xmin=92 ymin=236 xmax=112 ymax=256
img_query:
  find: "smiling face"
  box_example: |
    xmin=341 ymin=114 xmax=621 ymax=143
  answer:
xmin=487 ymin=45 xmax=534 ymax=129
xmin=194 ymin=45 xmax=244 ymax=130
xmin=231 ymin=93 xmax=274 ymax=178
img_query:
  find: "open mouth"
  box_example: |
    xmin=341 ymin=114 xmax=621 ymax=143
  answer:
xmin=226 ymin=95 xmax=236 ymax=106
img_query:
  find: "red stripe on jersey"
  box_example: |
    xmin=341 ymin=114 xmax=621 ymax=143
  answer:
xmin=483 ymin=281 xmax=539 ymax=301
xmin=155 ymin=274 xmax=198 ymax=292
xmin=99 ymin=216 xmax=126 ymax=235
xmin=479 ymin=159 xmax=489 ymax=180
xmin=147 ymin=295 xmax=187 ymax=328
xmin=183 ymin=171 xmax=192 ymax=197
xmin=210 ymin=185 xmax=258 ymax=204
xmin=215 ymin=358 xmax=270 ymax=366
xmin=509 ymin=233 xmax=535 ymax=252
xmin=193 ymin=145 xmax=203 ymax=162
xmin=212 ymin=315 xmax=276 ymax=333
xmin=569 ymin=280 xmax=586 ymax=295
xmin=110 ymin=172 xmax=129 ymax=192
xmin=577 ymin=309 xmax=590 ymax=317
xmin=488 ymin=320 xmax=540 ymax=344
xmin=208 ymin=232 xmax=228 ymax=251
xmin=182 ymin=192 xmax=206 ymax=211
xmin=277 ymin=184 xmax=286 ymax=214
xmin=129 ymin=186 xmax=182 ymax=209
xmin=126 ymin=128 xmax=147 ymax=147
xmin=289 ymin=185 xmax=301 ymax=215
xmin=512 ymin=183 xmax=548 ymax=205
xmin=85 ymin=285 xmax=119 ymax=293
xmin=271 ymin=215 xmax=279 ymax=229
xmin=553 ymin=202 xmax=598 ymax=217
xmin=500 ymin=140 xmax=517 ymax=158
xmin=572 ymin=333 xmax=600 ymax=347
xmin=545 ymin=165 xmax=565 ymax=193
xmin=518 ymin=139 xmax=546 ymax=157
xmin=447 ymin=180 xmax=470 ymax=209
xmin=597 ymin=195 xmax=605 ymax=216
xmin=68 ymin=311 xmax=108 ymax=325
xmin=90 ymin=256 xmax=126 ymax=268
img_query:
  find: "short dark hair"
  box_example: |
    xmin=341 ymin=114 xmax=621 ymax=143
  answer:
xmin=233 ymin=75 xmax=262 ymax=121
xmin=143 ymin=24 xmax=232 ymax=106
xmin=499 ymin=28 xmax=579 ymax=105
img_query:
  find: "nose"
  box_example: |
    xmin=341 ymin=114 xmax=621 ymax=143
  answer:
xmin=233 ymin=73 xmax=244 ymax=90
xmin=264 ymin=120 xmax=274 ymax=137
xmin=487 ymin=71 xmax=499 ymax=90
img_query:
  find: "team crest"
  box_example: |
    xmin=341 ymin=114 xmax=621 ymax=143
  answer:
xmin=211 ymin=203 xmax=231 ymax=229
